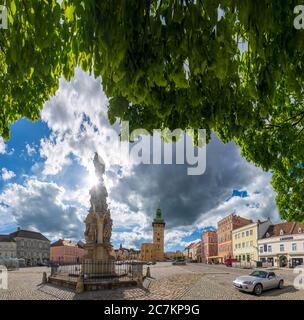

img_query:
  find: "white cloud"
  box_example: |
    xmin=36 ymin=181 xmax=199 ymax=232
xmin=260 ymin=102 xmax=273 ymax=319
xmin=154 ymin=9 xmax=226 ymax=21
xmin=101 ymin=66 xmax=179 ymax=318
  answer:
xmin=0 ymin=178 xmax=85 ymax=241
xmin=25 ymin=144 xmax=36 ymax=156
xmin=195 ymin=173 xmax=281 ymax=229
xmin=40 ymin=68 xmax=121 ymax=176
xmin=1 ymin=168 xmax=16 ymax=181
xmin=112 ymin=228 xmax=150 ymax=250
xmin=0 ymin=137 xmax=6 ymax=154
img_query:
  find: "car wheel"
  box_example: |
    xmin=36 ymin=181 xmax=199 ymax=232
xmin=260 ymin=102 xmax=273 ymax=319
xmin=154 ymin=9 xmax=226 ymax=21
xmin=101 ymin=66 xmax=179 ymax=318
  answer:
xmin=278 ymin=280 xmax=284 ymax=289
xmin=253 ymin=284 xmax=263 ymax=296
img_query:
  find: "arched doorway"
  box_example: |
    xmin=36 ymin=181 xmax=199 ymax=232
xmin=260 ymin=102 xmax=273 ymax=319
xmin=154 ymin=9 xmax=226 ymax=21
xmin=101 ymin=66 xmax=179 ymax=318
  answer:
xmin=279 ymin=255 xmax=288 ymax=267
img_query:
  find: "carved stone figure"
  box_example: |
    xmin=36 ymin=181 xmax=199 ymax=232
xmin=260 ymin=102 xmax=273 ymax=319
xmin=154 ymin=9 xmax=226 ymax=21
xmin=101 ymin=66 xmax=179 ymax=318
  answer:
xmin=93 ymin=152 xmax=105 ymax=180
xmin=84 ymin=153 xmax=113 ymax=261
xmin=103 ymin=212 xmax=113 ymax=244
xmin=89 ymin=185 xmax=108 ymax=214
xmin=84 ymin=211 xmax=97 ymax=244
xmin=89 ymin=153 xmax=108 ymax=214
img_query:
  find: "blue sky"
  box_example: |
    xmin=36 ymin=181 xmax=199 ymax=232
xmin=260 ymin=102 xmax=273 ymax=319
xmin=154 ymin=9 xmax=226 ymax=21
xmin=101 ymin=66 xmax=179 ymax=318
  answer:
xmin=0 ymin=69 xmax=281 ymax=252
xmin=0 ymin=120 xmax=49 ymax=188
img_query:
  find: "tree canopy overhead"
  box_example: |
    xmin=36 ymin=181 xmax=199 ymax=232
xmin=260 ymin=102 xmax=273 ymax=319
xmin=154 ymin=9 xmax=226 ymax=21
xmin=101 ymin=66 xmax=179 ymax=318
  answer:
xmin=1 ymin=0 xmax=304 ymax=221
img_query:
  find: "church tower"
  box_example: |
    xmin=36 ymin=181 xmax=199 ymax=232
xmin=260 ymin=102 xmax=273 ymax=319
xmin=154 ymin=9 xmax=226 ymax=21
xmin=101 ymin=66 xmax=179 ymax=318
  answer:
xmin=152 ymin=207 xmax=165 ymax=261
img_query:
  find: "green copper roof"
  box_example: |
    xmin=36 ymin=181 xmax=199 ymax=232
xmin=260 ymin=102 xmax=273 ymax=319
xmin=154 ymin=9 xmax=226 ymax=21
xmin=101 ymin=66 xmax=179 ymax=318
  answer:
xmin=153 ymin=207 xmax=165 ymax=224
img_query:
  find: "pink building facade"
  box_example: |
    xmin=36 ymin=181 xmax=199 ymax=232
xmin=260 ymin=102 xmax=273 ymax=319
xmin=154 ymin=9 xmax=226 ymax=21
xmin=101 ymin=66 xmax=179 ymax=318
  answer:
xmin=50 ymin=239 xmax=85 ymax=263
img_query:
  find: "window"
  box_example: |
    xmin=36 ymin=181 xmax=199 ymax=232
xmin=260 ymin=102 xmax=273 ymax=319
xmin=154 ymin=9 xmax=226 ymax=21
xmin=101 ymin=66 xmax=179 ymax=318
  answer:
xmin=250 ymin=230 xmax=253 ymax=236
xmin=268 ymin=245 xmax=272 ymax=253
xmin=242 ymin=232 xmax=245 ymax=237
xmin=280 ymin=229 xmax=284 ymax=236
xmin=259 ymin=246 xmax=263 ymax=254
xmin=280 ymin=244 xmax=285 ymax=252
xmin=292 ymin=243 xmax=297 ymax=251
xmin=250 ymin=271 xmax=268 ymax=278
xmin=250 ymin=241 xmax=253 ymax=247
xmin=242 ymin=242 xmax=245 ymax=248
xmin=246 ymin=231 xmax=249 ymax=237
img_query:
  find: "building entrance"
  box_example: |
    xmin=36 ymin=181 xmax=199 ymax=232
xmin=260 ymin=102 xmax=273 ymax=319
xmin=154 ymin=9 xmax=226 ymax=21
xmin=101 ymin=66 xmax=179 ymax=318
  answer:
xmin=279 ymin=255 xmax=288 ymax=268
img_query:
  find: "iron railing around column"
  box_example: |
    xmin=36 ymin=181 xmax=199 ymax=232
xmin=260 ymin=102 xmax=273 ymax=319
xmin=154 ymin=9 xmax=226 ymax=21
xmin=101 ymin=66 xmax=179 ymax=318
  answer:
xmin=50 ymin=260 xmax=143 ymax=283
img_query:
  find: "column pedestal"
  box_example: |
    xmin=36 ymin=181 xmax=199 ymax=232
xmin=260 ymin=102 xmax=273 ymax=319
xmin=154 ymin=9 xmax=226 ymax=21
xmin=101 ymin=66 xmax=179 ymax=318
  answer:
xmin=83 ymin=243 xmax=114 ymax=277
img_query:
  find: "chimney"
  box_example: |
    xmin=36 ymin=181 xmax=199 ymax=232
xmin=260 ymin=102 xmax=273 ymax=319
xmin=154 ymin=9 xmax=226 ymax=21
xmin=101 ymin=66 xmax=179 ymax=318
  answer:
xmin=17 ymin=227 xmax=21 ymax=231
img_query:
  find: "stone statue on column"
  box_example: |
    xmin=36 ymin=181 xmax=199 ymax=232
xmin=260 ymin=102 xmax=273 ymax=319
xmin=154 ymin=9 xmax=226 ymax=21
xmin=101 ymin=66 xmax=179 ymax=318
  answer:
xmin=84 ymin=153 xmax=113 ymax=262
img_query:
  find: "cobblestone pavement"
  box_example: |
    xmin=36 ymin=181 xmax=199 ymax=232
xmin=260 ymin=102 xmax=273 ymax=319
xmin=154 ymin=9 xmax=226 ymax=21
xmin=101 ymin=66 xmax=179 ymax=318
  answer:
xmin=181 ymin=264 xmax=304 ymax=300
xmin=0 ymin=263 xmax=303 ymax=300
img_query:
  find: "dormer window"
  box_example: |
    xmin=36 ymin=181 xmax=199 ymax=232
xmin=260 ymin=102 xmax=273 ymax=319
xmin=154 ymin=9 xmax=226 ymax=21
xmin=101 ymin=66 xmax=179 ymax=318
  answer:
xmin=299 ymin=228 xmax=302 ymax=234
xmin=280 ymin=229 xmax=284 ymax=236
xmin=266 ymin=232 xmax=270 ymax=238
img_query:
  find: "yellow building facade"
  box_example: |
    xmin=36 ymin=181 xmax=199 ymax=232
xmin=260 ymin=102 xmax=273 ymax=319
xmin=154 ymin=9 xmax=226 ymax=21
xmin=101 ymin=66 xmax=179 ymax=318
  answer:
xmin=140 ymin=243 xmax=156 ymax=261
xmin=232 ymin=219 xmax=272 ymax=264
xmin=232 ymin=223 xmax=258 ymax=263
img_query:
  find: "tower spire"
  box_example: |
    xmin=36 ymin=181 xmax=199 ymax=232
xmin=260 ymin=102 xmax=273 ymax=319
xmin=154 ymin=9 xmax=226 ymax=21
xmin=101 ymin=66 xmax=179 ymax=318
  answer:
xmin=153 ymin=206 xmax=165 ymax=225
xmin=152 ymin=206 xmax=165 ymax=261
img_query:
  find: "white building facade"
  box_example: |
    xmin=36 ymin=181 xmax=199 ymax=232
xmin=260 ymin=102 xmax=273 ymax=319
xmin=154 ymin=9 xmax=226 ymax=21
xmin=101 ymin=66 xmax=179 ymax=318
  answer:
xmin=0 ymin=235 xmax=17 ymax=259
xmin=258 ymin=222 xmax=304 ymax=268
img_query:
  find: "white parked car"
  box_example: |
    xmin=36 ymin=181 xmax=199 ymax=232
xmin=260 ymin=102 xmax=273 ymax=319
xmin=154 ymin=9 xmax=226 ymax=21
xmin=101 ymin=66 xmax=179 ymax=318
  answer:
xmin=233 ymin=270 xmax=284 ymax=296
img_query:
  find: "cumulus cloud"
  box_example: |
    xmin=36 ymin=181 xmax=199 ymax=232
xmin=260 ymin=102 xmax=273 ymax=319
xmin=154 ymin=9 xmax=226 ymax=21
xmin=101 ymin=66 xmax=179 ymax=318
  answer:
xmin=1 ymin=168 xmax=16 ymax=181
xmin=40 ymin=68 xmax=117 ymax=177
xmin=0 ymin=137 xmax=6 ymax=154
xmin=107 ymin=135 xmax=280 ymax=249
xmin=0 ymin=178 xmax=85 ymax=241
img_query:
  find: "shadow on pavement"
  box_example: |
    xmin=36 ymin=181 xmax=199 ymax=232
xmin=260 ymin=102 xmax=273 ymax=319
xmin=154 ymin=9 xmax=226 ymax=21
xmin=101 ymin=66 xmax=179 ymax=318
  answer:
xmin=261 ymin=285 xmax=299 ymax=297
xmin=239 ymin=285 xmax=298 ymax=298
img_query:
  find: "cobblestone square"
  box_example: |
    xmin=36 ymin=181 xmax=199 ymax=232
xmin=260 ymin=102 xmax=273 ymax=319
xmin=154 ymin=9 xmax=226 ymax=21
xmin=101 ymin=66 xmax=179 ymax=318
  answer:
xmin=0 ymin=263 xmax=303 ymax=300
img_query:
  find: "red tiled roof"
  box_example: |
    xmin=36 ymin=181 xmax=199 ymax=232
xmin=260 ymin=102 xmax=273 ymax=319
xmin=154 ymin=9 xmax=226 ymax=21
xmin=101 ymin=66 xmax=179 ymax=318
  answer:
xmin=10 ymin=229 xmax=49 ymax=242
xmin=263 ymin=222 xmax=304 ymax=238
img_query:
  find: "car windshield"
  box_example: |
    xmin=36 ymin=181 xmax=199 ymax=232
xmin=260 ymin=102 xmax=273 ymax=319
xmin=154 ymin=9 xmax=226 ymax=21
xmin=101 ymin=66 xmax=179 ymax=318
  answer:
xmin=249 ymin=271 xmax=268 ymax=278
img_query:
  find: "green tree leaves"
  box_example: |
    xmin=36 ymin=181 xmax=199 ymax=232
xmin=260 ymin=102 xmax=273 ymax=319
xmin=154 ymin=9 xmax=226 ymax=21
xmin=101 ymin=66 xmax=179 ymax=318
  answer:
xmin=1 ymin=0 xmax=304 ymax=220
xmin=0 ymin=0 xmax=68 ymax=139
